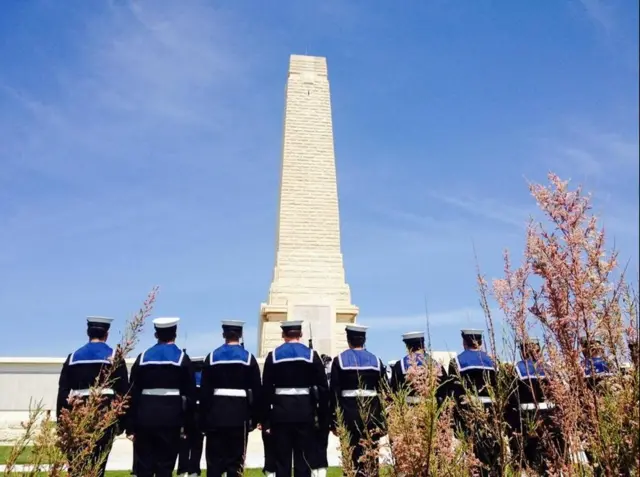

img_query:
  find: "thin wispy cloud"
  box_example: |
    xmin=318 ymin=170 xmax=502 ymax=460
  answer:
xmin=365 ymin=306 xmax=491 ymax=330
xmin=554 ymin=120 xmax=639 ymax=175
xmin=572 ymin=0 xmax=639 ymax=71
xmin=578 ymin=0 xmax=617 ymax=32
xmin=424 ymin=192 xmax=532 ymax=229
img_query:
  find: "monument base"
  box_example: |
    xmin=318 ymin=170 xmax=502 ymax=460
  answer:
xmin=258 ymin=302 xmax=358 ymax=359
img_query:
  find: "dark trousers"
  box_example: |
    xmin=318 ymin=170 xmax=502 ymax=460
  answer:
xmin=507 ymin=410 xmax=566 ymax=475
xmin=134 ymin=427 xmax=182 ymax=477
xmin=262 ymin=428 xmax=276 ymax=474
xmin=131 ymin=440 xmax=139 ymax=475
xmin=308 ymin=427 xmax=329 ymax=470
xmin=456 ymin=417 xmax=502 ymax=477
xmin=272 ymin=422 xmax=315 ymax=477
xmin=68 ymin=425 xmax=116 ymax=477
xmin=205 ymin=426 xmax=248 ymax=477
xmin=348 ymin=427 xmax=379 ymax=477
xmin=177 ymin=431 xmax=204 ymax=475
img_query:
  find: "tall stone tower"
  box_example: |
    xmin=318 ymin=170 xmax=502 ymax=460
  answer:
xmin=258 ymin=54 xmax=358 ymax=358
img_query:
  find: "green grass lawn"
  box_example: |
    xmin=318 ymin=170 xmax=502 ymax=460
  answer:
xmin=0 ymin=446 xmax=344 ymax=476
xmin=101 ymin=471 xmax=344 ymax=476
xmin=100 ymin=471 xmax=344 ymax=476
xmin=0 ymin=445 xmax=37 ymax=465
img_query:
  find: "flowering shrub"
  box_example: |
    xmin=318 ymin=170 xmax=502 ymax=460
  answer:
xmin=335 ymin=173 xmax=638 ymax=476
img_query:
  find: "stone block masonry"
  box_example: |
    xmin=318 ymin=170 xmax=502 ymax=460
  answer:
xmin=259 ymin=54 xmax=358 ymax=358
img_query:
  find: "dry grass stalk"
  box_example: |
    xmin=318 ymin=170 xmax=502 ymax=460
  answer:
xmin=3 ymin=287 xmax=159 ymax=476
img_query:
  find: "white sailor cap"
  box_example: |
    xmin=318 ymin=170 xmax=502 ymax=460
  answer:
xmin=86 ymin=316 xmax=114 ymax=329
xmin=153 ymin=317 xmax=181 ymax=329
xmin=87 ymin=316 xmax=114 ymax=325
xmin=345 ymin=324 xmax=368 ymax=335
xmin=222 ymin=320 xmax=245 ymax=334
xmin=580 ymin=335 xmax=604 ymax=346
xmin=461 ymin=329 xmax=484 ymax=337
xmin=402 ymin=331 xmax=425 ymax=341
xmin=280 ymin=320 xmax=303 ymax=330
xmin=517 ymin=337 xmax=541 ymax=345
xmin=221 ymin=320 xmax=245 ymax=328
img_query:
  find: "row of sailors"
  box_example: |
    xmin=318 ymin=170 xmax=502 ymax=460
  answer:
xmin=57 ymin=316 xmax=637 ymax=477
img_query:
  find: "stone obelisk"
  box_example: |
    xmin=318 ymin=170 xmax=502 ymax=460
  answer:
xmin=258 ymin=54 xmax=358 ymax=358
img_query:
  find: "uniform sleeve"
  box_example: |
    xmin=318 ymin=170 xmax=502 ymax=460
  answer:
xmin=125 ymin=354 xmax=141 ymax=435
xmin=377 ymin=359 xmax=388 ymax=393
xmin=389 ymin=361 xmax=402 ymax=393
xmin=112 ymin=351 xmax=130 ymax=398
xmin=446 ymin=358 xmax=462 ymax=400
xmin=180 ymin=354 xmax=197 ymax=435
xmin=198 ymin=354 xmax=213 ymax=431
xmin=56 ymin=354 xmax=72 ymax=420
xmin=248 ymin=354 xmax=262 ymax=430
xmin=435 ymin=364 xmax=449 ymax=404
xmin=111 ymin=352 xmax=130 ymax=434
xmin=489 ymin=359 xmax=500 ymax=390
xmin=312 ymin=351 xmax=330 ymax=429
xmin=378 ymin=359 xmax=389 ymax=431
xmin=329 ymin=358 xmax=340 ymax=430
xmin=505 ymin=366 xmax=520 ymax=413
xmin=261 ymin=353 xmax=274 ymax=430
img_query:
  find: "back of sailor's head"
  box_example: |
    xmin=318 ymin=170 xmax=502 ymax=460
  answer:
xmin=222 ymin=320 xmax=245 ymax=342
xmin=281 ymin=321 xmax=303 ymax=340
xmin=153 ymin=317 xmax=180 ymax=343
xmin=402 ymin=331 xmax=425 ymax=352
xmin=461 ymin=329 xmax=484 ymax=349
xmin=86 ymin=316 xmax=113 ymax=341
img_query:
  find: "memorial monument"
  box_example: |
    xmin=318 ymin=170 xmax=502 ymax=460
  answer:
xmin=258 ymin=54 xmax=359 ymax=358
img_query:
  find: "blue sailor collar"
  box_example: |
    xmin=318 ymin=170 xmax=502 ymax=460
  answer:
xmin=455 ymin=349 xmax=496 ymax=372
xmin=210 ymin=343 xmax=251 ymax=366
xmin=338 ymin=349 xmax=380 ymax=371
xmin=69 ymin=342 xmax=115 ymax=366
xmin=400 ymin=351 xmax=428 ymax=375
xmin=273 ymin=342 xmax=313 ymax=364
xmin=140 ymin=343 xmax=184 ymax=366
xmin=515 ymin=359 xmax=547 ymax=380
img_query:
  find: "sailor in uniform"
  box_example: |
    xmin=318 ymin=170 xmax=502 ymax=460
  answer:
xmin=389 ymin=331 xmax=448 ymax=405
xmin=447 ymin=329 xmax=500 ymax=477
xmin=329 ymin=324 xmax=387 ymax=477
xmin=177 ymin=356 xmax=205 ymax=477
xmin=126 ymin=317 xmax=197 ymax=477
xmin=506 ymin=338 xmax=564 ymax=474
xmin=199 ymin=320 xmax=262 ymax=477
xmin=56 ymin=316 xmax=129 ymax=477
xmin=261 ymin=321 xmax=329 ymax=477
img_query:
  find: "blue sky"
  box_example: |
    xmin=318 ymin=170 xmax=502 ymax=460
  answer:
xmin=0 ymin=0 xmax=637 ymax=363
